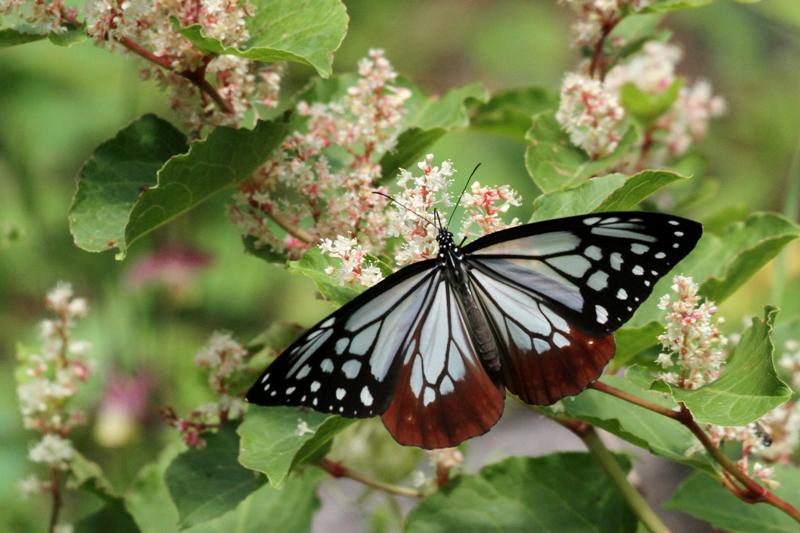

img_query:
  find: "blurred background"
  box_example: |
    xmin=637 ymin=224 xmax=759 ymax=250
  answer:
xmin=1 ymin=1 xmax=799 ymax=531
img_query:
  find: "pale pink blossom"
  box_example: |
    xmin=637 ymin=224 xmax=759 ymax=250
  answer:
xmin=656 ymin=275 xmax=728 ymax=389
xmin=555 ymin=73 xmax=626 ymax=158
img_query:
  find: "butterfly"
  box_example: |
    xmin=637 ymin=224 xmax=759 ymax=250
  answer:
xmin=247 ymin=211 xmax=702 ymax=449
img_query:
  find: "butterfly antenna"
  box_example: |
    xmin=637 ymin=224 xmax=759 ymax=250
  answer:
xmin=372 ymin=191 xmax=434 ymax=227
xmin=447 ymin=163 xmax=482 ymax=228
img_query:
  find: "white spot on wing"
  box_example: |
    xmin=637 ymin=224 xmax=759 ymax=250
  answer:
xmin=583 ymin=216 xmax=601 ymax=225
xmin=553 ymin=333 xmax=570 ymax=348
xmin=360 ymin=386 xmax=373 ymax=406
xmin=632 ymin=265 xmax=644 ymax=276
xmin=610 ymin=253 xmax=623 ymax=271
xmin=310 ymin=381 xmax=321 ymax=392
xmin=296 ymin=365 xmax=311 ymax=380
xmin=320 ymin=358 xmax=334 ymax=373
xmin=585 ymin=245 xmax=602 ymax=261
xmin=320 ymin=317 xmax=335 ymax=328
xmin=534 ymin=338 xmax=550 ymax=353
xmin=336 ymin=388 xmax=346 ymax=400
xmin=655 ymin=252 xmax=666 ymax=259
xmin=617 ymin=288 xmax=628 ymax=300
xmin=260 ymin=372 xmax=270 ymax=384
xmin=423 ymin=387 xmax=435 ymax=406
xmin=631 ymin=243 xmax=649 ymax=255
xmin=440 ymin=376 xmax=455 ymax=396
xmin=595 ymin=305 xmax=608 ymax=324
xmin=587 ymin=270 xmax=609 ymax=291
xmin=342 ymin=359 xmax=361 ymax=379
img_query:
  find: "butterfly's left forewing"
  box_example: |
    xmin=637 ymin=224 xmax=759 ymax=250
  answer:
xmin=247 ymin=261 xmax=439 ymax=417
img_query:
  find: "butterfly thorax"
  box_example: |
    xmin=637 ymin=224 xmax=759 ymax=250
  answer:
xmin=436 ymin=229 xmax=502 ymax=374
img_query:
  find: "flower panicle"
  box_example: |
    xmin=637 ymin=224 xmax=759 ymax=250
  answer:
xmin=655 ymin=275 xmax=727 ymax=390
xmin=163 ymin=331 xmax=250 ymax=447
xmin=16 ymin=282 xmax=94 ymax=533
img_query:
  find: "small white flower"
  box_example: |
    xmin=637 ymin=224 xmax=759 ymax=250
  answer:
xmin=295 ymin=420 xmax=314 ymax=437
xmin=29 ymin=434 xmax=75 ymax=469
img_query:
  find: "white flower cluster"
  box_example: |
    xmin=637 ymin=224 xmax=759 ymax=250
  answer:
xmin=319 ymin=236 xmax=384 ymax=288
xmin=83 ymin=0 xmax=281 ymax=129
xmin=656 ymin=275 xmax=728 ymax=389
xmin=230 ymin=49 xmax=411 ymax=256
xmin=16 ymin=283 xmax=93 ymax=508
xmin=165 ymin=331 xmax=249 ymax=447
xmin=559 ymin=0 xmax=654 ymax=47
xmin=388 ymin=155 xmax=458 ymax=266
xmin=605 ymin=41 xmax=726 ymax=166
xmin=321 ymin=155 xmax=522 ymax=288
xmin=17 ymin=283 xmax=92 ymax=437
xmin=0 ymin=0 xmax=76 ymax=34
xmin=555 ymin=73 xmax=626 ymax=158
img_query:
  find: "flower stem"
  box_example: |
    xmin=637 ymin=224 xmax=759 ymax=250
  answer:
xmin=317 ymin=458 xmax=427 ymax=499
xmin=588 ymin=17 xmax=619 ymax=80
xmin=591 ymin=381 xmax=800 ymax=523
xmin=48 ymin=468 xmax=62 ymax=533
xmin=265 ymin=209 xmax=316 ymax=244
xmin=551 ymin=415 xmax=670 ymax=533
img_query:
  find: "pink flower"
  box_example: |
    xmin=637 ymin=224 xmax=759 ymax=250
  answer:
xmin=555 ymin=73 xmax=626 ymax=158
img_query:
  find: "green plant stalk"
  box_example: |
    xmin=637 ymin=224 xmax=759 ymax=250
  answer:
xmin=551 ymin=415 xmax=670 ymax=533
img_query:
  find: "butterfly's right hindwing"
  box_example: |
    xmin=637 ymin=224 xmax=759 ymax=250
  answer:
xmin=246 ymin=262 xmax=438 ymax=418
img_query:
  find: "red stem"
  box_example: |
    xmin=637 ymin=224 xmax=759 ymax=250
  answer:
xmin=590 ymin=382 xmax=800 ymax=523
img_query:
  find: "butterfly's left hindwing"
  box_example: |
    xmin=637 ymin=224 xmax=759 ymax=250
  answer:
xmin=246 ymin=261 xmax=438 ymax=417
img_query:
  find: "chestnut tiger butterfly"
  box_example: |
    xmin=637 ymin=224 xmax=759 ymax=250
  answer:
xmin=247 ymin=206 xmax=701 ymax=448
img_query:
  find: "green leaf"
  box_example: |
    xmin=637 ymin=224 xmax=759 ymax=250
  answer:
xmin=174 ymin=0 xmax=348 ymax=77
xmin=242 ymin=234 xmax=286 ymax=264
xmin=619 ymin=79 xmax=681 ymax=125
xmin=630 ymin=213 xmax=800 ymax=326
xmin=238 ymin=405 xmax=353 ymax=488
xmin=666 ymin=466 xmax=800 ymax=533
xmin=75 ymin=499 xmax=140 ymax=533
xmin=379 ymin=127 xmax=445 ymax=181
xmin=188 ymin=469 xmax=324 ymax=533
xmin=403 ymin=83 xmax=489 ymax=131
xmin=561 ymin=376 xmax=716 ymax=473
xmin=69 ymin=114 xmax=188 ymax=254
xmin=125 ymin=446 xmax=184 ymax=533
xmin=468 ymin=87 xmax=557 ymax=141
xmin=405 ymin=453 xmax=637 ymax=533
xmin=524 ymin=112 xmax=638 ymax=193
xmin=530 ymin=170 xmax=687 ymax=222
xmin=611 ymin=322 xmax=664 ymax=370
xmin=286 ymin=248 xmax=362 ymax=306
xmin=165 ymin=425 xmax=265 ymax=530
xmin=0 ymin=24 xmax=85 ymax=48
xmin=68 ymin=451 xmax=139 ymax=533
xmin=125 ymin=445 xmax=322 ymax=533
xmin=379 ymin=83 xmax=489 ymax=182
xmin=660 ymin=307 xmax=791 ymax=426
xmin=0 ymin=28 xmax=45 ymax=47
xmin=122 ymin=117 xmax=290 ymax=259
xmin=67 ymin=451 xmax=118 ymax=496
